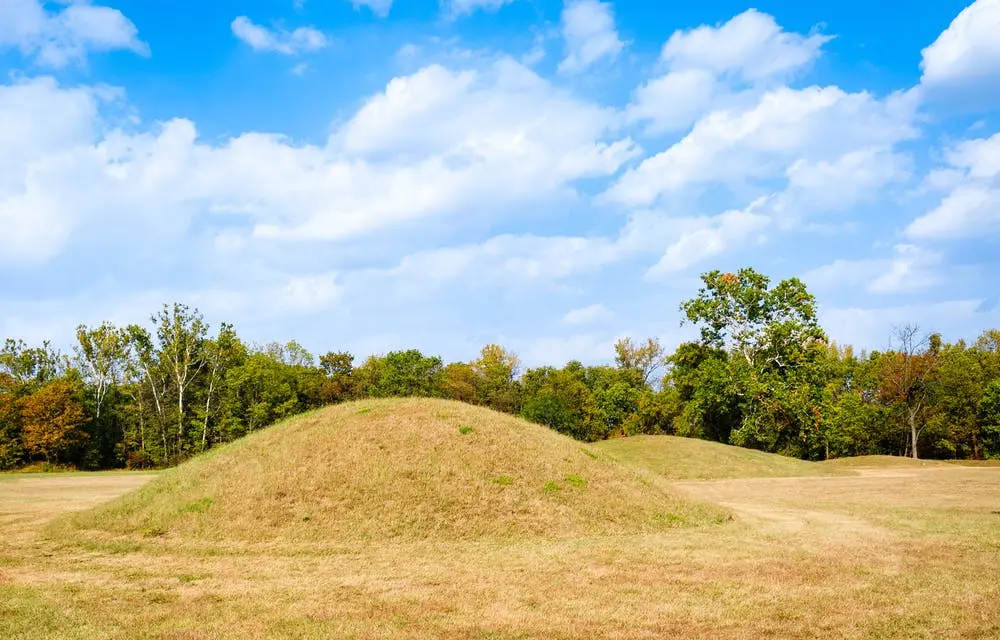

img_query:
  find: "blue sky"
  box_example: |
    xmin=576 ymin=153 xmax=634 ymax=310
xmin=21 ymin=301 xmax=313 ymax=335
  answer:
xmin=1 ymin=0 xmax=999 ymax=366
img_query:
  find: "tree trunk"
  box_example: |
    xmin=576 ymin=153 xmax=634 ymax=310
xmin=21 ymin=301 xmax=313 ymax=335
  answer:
xmin=202 ymin=363 xmax=218 ymax=451
xmin=177 ymin=386 xmax=185 ymax=459
xmin=909 ymin=408 xmax=919 ymax=460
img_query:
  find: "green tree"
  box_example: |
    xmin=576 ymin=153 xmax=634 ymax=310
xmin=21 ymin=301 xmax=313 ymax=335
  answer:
xmin=154 ymin=303 xmax=208 ymax=459
xmin=471 ymin=344 xmax=521 ymax=413
xmin=439 ymin=362 xmax=479 ymax=404
xmin=356 ymin=350 xmax=443 ymax=398
xmin=979 ymin=380 xmax=1000 ymax=458
xmin=678 ymin=268 xmax=827 ymax=455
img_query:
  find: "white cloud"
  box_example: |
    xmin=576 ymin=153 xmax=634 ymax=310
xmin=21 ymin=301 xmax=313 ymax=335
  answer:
xmin=444 ymin=0 xmax=516 ymax=18
xmin=520 ymin=333 xmax=616 ymax=367
xmin=908 ymin=186 xmax=1000 ymax=239
xmin=352 ymin=0 xmax=394 ymax=18
xmin=352 ymin=234 xmax=621 ymax=299
xmin=558 ymin=0 xmax=625 ymax=74
xmin=626 ymin=10 xmax=829 ymax=135
xmin=907 ymin=133 xmax=1000 ymax=239
xmin=231 ymin=16 xmax=328 ymax=55
xmin=645 ymin=202 xmax=770 ymax=279
xmin=945 ymin=132 xmax=1000 ymax=179
xmin=280 ymin=272 xmax=343 ymax=312
xmin=803 ymin=245 xmax=944 ymax=295
xmin=0 ymin=77 xmax=109 ymax=263
xmin=0 ymin=59 xmax=639 ymax=266
xmin=780 ymin=147 xmax=911 ymax=214
xmin=920 ymin=0 xmax=1000 ymax=102
xmin=660 ymin=9 xmax=830 ymax=82
xmin=605 ymin=85 xmax=918 ymax=208
xmin=869 ymin=245 xmax=944 ymax=294
xmin=0 ymin=0 xmax=148 ymax=67
xmin=821 ymin=299 xmax=1000 ymax=352
xmin=625 ymin=69 xmax=719 ymax=134
xmin=562 ymin=304 xmax=614 ymax=326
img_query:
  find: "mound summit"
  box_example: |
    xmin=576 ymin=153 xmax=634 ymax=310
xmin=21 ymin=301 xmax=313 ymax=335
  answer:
xmin=70 ymin=399 xmax=717 ymax=542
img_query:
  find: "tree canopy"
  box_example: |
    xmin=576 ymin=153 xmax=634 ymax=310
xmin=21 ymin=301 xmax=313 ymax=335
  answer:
xmin=2 ymin=266 xmax=999 ymax=470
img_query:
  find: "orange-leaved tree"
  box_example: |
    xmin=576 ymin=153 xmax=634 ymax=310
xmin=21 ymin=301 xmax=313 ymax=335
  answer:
xmin=20 ymin=380 xmax=89 ymax=465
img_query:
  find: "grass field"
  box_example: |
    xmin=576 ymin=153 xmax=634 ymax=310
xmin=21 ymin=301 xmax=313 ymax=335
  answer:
xmin=2 ymin=400 xmax=999 ymax=639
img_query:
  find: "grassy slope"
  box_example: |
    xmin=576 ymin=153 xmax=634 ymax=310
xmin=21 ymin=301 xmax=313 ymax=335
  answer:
xmin=594 ymin=435 xmax=847 ymax=480
xmin=66 ymin=399 xmax=721 ymax=543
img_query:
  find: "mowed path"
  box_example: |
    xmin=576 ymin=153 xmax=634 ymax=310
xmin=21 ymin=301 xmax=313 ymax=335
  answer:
xmin=673 ymin=466 xmax=1000 ymax=534
xmin=0 ymin=474 xmax=156 ymax=537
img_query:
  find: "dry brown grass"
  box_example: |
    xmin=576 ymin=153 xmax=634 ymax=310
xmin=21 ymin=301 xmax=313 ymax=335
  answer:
xmin=1 ymin=400 xmax=999 ymax=639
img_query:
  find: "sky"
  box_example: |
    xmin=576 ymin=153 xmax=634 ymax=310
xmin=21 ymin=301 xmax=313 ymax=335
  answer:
xmin=1 ymin=0 xmax=999 ymax=367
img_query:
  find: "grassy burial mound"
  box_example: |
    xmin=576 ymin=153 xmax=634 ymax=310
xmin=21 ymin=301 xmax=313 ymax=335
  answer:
xmin=820 ymin=455 xmax=950 ymax=469
xmin=67 ymin=399 xmax=719 ymax=543
xmin=595 ymin=435 xmax=848 ymax=480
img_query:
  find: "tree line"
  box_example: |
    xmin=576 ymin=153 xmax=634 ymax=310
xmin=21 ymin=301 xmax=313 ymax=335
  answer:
xmin=2 ymin=268 xmax=1000 ymax=470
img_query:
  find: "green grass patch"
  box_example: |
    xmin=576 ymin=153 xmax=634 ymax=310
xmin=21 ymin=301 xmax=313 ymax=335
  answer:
xmin=459 ymin=426 xmax=474 ymax=435
xmin=565 ymin=474 xmax=586 ymax=488
xmin=543 ymin=481 xmax=560 ymax=493
xmin=179 ymin=497 xmax=214 ymax=514
xmin=492 ymin=475 xmax=515 ymax=486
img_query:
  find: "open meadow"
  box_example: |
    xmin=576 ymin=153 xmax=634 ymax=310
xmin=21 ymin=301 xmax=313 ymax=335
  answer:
xmin=2 ymin=399 xmax=999 ymax=639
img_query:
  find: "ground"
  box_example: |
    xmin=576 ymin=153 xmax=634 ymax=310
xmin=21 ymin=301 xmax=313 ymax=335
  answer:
xmin=2 ymin=458 xmax=998 ymax=639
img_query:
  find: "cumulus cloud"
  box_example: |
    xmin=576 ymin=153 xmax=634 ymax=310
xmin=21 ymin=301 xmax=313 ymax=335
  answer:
xmin=645 ymin=202 xmax=770 ymax=280
xmin=0 ymin=59 xmax=639 ymax=265
xmin=804 ymin=245 xmax=944 ymax=295
xmin=779 ymin=147 xmax=911 ymax=214
xmin=907 ymin=133 xmax=1000 ymax=239
xmin=626 ymin=10 xmax=830 ymax=134
xmin=661 ymin=9 xmax=830 ymax=82
xmin=0 ymin=0 xmax=148 ymax=66
xmin=606 ymin=85 xmax=918 ymax=208
xmin=562 ymin=304 xmax=614 ymax=326
xmin=558 ymin=0 xmax=625 ymax=74
xmin=231 ymin=16 xmax=328 ymax=55
xmin=920 ymin=0 xmax=1000 ymax=105
xmin=625 ymin=69 xmax=720 ymax=134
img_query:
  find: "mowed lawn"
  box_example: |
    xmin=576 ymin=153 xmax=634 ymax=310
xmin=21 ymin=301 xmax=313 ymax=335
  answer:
xmin=1 ymin=463 xmax=999 ymax=639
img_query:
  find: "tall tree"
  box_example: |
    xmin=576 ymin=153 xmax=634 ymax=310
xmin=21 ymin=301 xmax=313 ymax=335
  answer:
xmin=471 ymin=344 xmax=521 ymax=413
xmin=877 ymin=325 xmax=940 ymax=459
xmin=680 ymin=269 xmax=825 ymax=372
xmin=679 ymin=269 xmax=827 ymax=454
xmin=74 ymin=322 xmax=131 ymax=421
xmin=614 ymin=337 xmax=667 ymax=388
xmin=197 ymin=323 xmax=244 ymax=451
xmin=154 ymin=303 xmax=208 ymax=458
